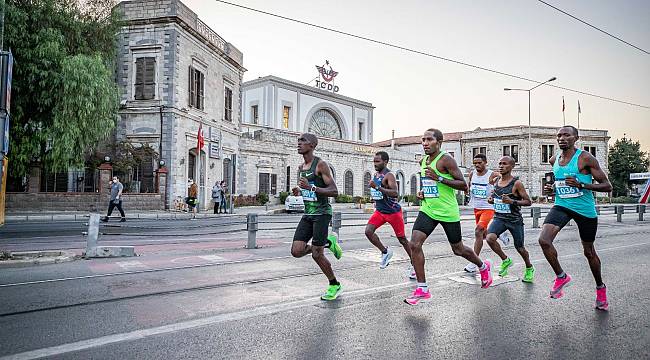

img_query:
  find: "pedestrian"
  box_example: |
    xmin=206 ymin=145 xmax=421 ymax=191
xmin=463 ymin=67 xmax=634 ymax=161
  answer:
xmin=220 ymin=180 xmax=228 ymax=214
xmin=187 ymin=179 xmax=198 ymax=219
xmin=212 ymin=180 xmax=223 ymax=214
xmin=101 ymin=175 xmax=126 ymax=222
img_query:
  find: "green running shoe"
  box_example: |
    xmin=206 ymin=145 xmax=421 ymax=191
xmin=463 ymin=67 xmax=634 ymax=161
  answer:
xmin=321 ymin=284 xmax=342 ymax=301
xmin=498 ymin=258 xmax=513 ymax=277
xmin=327 ymin=234 xmax=342 ymax=260
xmin=522 ymin=266 xmax=535 ymax=283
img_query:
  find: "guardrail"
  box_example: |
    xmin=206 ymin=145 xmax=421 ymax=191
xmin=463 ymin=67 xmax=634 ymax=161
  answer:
xmin=529 ymin=204 xmax=646 ymax=228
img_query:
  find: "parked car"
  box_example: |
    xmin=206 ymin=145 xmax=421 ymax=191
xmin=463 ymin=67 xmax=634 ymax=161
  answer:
xmin=285 ymin=194 xmax=304 ymax=213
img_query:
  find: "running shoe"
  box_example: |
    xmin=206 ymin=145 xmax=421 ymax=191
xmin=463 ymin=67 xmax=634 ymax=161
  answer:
xmin=595 ymin=285 xmax=609 ymax=311
xmin=522 ymin=266 xmax=535 ymax=283
xmin=498 ymin=258 xmax=513 ymax=277
xmin=407 ymin=266 xmax=417 ymax=280
xmin=463 ymin=262 xmax=478 ymax=273
xmin=479 ymin=260 xmax=493 ymax=288
xmin=327 ymin=234 xmax=343 ymax=260
xmin=499 ymin=232 xmax=510 ymax=246
xmin=379 ymin=247 xmax=394 ymax=269
xmin=321 ymin=284 xmax=342 ymax=301
xmin=549 ymin=274 xmax=572 ymax=299
xmin=404 ymin=287 xmax=431 ymax=305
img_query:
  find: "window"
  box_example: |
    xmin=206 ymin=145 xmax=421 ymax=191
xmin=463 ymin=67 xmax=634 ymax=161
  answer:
xmin=344 ymin=170 xmax=354 ymax=196
xmin=363 ymin=172 xmax=372 ymax=197
xmin=223 ymin=158 xmax=232 ymax=193
xmin=270 ymin=174 xmax=277 ymax=195
xmin=282 ymin=106 xmax=290 ymax=129
xmin=472 ymin=147 xmax=486 ymax=158
xmin=135 ymin=57 xmax=156 ymax=100
xmin=188 ymin=67 xmax=204 ymax=110
xmin=309 ymin=109 xmax=342 ymax=139
xmin=541 ymin=144 xmax=555 ymax=164
xmin=358 ymin=122 xmax=364 ymax=141
xmin=251 ymin=105 xmax=259 ymax=124
xmin=583 ymin=146 xmax=597 ymax=157
xmin=258 ymin=173 xmax=270 ymax=194
xmin=224 ymin=87 xmax=233 ymax=121
xmin=410 ymin=175 xmax=418 ymax=195
xmin=448 ymin=151 xmax=455 ymax=158
xmin=502 ymin=145 xmax=519 ymax=163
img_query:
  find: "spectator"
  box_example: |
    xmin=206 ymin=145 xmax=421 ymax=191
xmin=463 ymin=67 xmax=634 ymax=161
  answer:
xmin=220 ymin=180 xmax=228 ymax=214
xmin=187 ymin=179 xmax=198 ymax=219
xmin=211 ymin=180 xmax=223 ymax=214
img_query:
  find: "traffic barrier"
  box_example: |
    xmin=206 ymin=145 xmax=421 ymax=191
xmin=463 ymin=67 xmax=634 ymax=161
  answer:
xmin=403 ymin=210 xmax=408 ymax=224
xmin=83 ymin=213 xmax=135 ymax=258
xmin=616 ymin=205 xmax=624 ymax=222
xmin=638 ymin=205 xmax=646 ymax=221
xmin=247 ymin=213 xmax=258 ymax=249
xmin=531 ymin=207 xmax=542 ymax=228
xmin=332 ymin=212 xmax=342 ymax=241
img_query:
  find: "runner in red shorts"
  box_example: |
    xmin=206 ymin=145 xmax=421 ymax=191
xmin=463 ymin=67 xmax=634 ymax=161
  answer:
xmin=365 ymin=151 xmax=414 ymax=278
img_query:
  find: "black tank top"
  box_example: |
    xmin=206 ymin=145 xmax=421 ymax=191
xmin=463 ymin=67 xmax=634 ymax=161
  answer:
xmin=493 ymin=177 xmax=523 ymax=223
xmin=299 ymin=157 xmax=332 ymax=215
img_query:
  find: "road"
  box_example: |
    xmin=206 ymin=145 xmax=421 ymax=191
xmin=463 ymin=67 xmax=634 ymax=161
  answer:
xmin=0 ymin=214 xmax=648 ymax=359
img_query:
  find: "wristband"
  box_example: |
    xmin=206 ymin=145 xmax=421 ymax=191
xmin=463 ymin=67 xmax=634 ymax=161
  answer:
xmin=310 ymin=185 xmax=317 ymax=192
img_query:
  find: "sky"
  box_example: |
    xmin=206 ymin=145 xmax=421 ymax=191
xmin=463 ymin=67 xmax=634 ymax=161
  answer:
xmin=181 ymin=0 xmax=650 ymax=151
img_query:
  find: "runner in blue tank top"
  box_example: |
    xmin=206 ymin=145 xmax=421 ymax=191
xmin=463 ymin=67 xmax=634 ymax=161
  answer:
xmin=539 ymin=126 xmax=613 ymax=311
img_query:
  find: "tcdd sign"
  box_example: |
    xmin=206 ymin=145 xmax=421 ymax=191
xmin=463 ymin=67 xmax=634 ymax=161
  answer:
xmin=315 ymin=60 xmax=339 ymax=93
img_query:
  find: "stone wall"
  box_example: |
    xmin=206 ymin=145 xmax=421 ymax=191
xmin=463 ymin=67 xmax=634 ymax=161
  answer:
xmin=5 ymin=193 xmax=163 ymax=212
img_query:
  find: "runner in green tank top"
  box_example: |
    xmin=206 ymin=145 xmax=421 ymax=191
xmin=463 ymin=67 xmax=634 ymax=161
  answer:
xmin=405 ymin=128 xmax=493 ymax=306
xmin=291 ymin=133 xmax=344 ymax=301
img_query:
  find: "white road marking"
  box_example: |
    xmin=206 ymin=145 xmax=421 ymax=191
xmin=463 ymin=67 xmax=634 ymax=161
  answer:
xmin=115 ymin=261 xmax=148 ymax=271
xmin=1 ymin=241 xmax=648 ymax=360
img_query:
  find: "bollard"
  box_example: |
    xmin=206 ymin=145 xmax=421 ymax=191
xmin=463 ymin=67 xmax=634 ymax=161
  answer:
xmin=639 ymin=205 xmax=646 ymax=221
xmin=596 ymin=206 xmax=601 ymax=215
xmin=85 ymin=213 xmax=100 ymax=257
xmin=403 ymin=210 xmax=408 ymax=224
xmin=247 ymin=213 xmax=258 ymax=249
xmin=332 ymin=212 xmax=342 ymax=242
xmin=532 ymin=207 xmax=541 ymax=228
xmin=616 ymin=205 xmax=623 ymax=222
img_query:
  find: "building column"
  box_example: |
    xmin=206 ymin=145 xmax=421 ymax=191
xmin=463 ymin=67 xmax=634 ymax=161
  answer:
xmin=98 ymin=163 xmax=113 ymax=197
xmin=156 ymin=166 xmax=168 ymax=210
xmin=27 ymin=163 xmax=42 ymax=193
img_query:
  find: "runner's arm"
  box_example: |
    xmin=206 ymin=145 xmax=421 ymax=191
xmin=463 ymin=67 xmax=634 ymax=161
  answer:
xmin=513 ymin=180 xmax=532 ymax=206
xmin=464 ymin=172 xmax=473 ymax=194
xmin=380 ymin=172 xmax=399 ymax=198
xmin=441 ymin=156 xmax=468 ymax=191
xmin=583 ymin=153 xmax=613 ymax=193
xmin=316 ymin=161 xmax=339 ymax=197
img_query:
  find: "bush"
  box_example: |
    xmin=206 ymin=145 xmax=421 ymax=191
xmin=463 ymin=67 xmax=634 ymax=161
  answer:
xmin=256 ymin=192 xmax=269 ymax=205
xmin=403 ymin=194 xmax=420 ymax=206
xmin=335 ymin=194 xmax=354 ymax=203
xmin=353 ymin=196 xmax=370 ymax=204
xmin=610 ymin=196 xmax=637 ymax=204
xmin=279 ymin=191 xmax=289 ymax=204
xmin=234 ymin=194 xmax=258 ymax=207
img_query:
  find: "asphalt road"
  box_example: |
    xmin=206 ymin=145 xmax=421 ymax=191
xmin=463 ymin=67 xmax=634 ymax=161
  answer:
xmin=0 ymin=217 xmax=648 ymax=359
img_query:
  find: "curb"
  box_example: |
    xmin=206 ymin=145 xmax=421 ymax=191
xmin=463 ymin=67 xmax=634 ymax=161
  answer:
xmin=0 ymin=251 xmax=78 ymax=269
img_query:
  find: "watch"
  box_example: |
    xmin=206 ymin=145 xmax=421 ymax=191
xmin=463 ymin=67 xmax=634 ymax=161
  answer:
xmin=577 ymin=182 xmax=584 ymax=189
xmin=437 ymin=176 xmax=444 ymax=182
xmin=310 ymin=185 xmax=317 ymax=192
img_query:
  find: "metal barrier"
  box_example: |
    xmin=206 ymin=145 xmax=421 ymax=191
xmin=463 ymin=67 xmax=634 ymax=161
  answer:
xmin=403 ymin=210 xmax=408 ymax=224
xmin=639 ymin=205 xmax=646 ymax=221
xmin=531 ymin=207 xmax=542 ymax=228
xmin=332 ymin=212 xmax=342 ymax=241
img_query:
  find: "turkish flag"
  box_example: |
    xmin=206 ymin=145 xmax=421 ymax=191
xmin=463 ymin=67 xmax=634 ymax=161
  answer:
xmin=197 ymin=123 xmax=204 ymax=151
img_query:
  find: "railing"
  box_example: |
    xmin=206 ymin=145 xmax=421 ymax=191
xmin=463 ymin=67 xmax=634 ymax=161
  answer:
xmin=530 ymin=204 xmax=647 ymax=227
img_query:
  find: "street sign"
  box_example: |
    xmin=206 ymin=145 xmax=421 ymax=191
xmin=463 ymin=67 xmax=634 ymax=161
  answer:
xmin=630 ymin=172 xmax=650 ymax=180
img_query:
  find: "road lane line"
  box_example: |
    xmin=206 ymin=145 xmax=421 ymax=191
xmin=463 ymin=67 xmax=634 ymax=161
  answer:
xmin=2 ymin=240 xmax=648 ymax=360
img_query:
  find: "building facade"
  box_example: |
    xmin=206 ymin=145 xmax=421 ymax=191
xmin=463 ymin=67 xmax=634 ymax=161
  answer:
xmin=114 ymin=0 xmax=246 ymax=208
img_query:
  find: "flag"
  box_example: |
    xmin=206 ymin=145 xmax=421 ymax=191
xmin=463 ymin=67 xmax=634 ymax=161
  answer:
xmin=562 ymin=97 xmax=565 ymax=112
xmin=578 ymin=100 xmax=581 ymax=114
xmin=197 ymin=123 xmax=204 ymax=151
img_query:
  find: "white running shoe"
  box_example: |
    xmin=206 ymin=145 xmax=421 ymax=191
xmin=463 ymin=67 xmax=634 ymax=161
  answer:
xmin=408 ymin=265 xmax=417 ymax=280
xmin=379 ymin=247 xmax=394 ymax=269
xmin=464 ymin=262 xmax=478 ymax=273
xmin=499 ymin=232 xmax=511 ymax=246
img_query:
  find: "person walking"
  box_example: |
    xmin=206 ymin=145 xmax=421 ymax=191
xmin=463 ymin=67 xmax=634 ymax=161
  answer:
xmin=187 ymin=179 xmax=198 ymax=219
xmin=212 ymin=181 xmax=223 ymax=214
xmin=220 ymin=181 xmax=228 ymax=214
xmin=101 ymin=176 xmax=126 ymax=222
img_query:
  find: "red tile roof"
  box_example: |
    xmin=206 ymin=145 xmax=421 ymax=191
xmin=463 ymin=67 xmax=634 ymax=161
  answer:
xmin=372 ymin=132 xmax=463 ymax=147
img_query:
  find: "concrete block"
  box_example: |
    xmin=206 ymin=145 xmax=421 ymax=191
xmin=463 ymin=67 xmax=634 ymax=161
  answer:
xmin=85 ymin=246 xmax=136 ymax=258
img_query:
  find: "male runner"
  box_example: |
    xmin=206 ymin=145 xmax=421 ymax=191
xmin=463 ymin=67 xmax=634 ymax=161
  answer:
xmin=291 ymin=133 xmax=344 ymax=301
xmin=539 ymin=126 xmax=612 ymax=310
xmin=405 ymin=129 xmax=493 ymax=305
xmin=463 ymin=153 xmax=500 ymax=273
xmin=485 ymin=156 xmax=535 ymax=282
xmin=365 ymin=151 xmax=414 ymax=278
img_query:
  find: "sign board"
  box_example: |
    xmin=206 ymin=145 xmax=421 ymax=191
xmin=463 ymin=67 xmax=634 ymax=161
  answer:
xmin=0 ymin=51 xmax=13 ymax=113
xmin=629 ymin=172 xmax=650 ymax=180
xmin=208 ymin=126 xmax=221 ymax=159
xmin=209 ymin=143 xmax=220 ymax=159
xmin=315 ymin=60 xmax=339 ymax=93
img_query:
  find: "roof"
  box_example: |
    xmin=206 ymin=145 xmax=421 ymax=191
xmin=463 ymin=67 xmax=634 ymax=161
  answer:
xmin=372 ymin=132 xmax=463 ymax=147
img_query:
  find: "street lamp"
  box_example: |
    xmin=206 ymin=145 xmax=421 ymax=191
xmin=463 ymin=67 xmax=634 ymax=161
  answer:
xmin=504 ymin=76 xmax=557 ymax=193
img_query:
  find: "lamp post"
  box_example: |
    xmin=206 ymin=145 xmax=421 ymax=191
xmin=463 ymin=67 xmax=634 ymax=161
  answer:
xmin=504 ymin=76 xmax=557 ymax=193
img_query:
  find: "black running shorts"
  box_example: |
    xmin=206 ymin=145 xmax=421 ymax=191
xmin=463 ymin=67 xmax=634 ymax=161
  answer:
xmin=488 ymin=217 xmax=525 ymax=248
xmin=293 ymin=214 xmax=332 ymax=247
xmin=412 ymin=211 xmax=462 ymax=244
xmin=543 ymin=205 xmax=598 ymax=242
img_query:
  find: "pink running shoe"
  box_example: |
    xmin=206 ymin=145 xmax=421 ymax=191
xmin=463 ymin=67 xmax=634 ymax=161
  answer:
xmin=549 ymin=274 xmax=572 ymax=299
xmin=479 ymin=260 xmax=492 ymax=288
xmin=595 ymin=286 xmax=609 ymax=311
xmin=404 ymin=287 xmax=431 ymax=306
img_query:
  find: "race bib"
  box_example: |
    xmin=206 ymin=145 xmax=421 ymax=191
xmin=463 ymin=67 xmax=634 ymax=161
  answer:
xmin=301 ymin=182 xmax=317 ymax=202
xmin=370 ymin=187 xmax=383 ymax=200
xmin=493 ymin=198 xmax=511 ymax=214
xmin=421 ymin=177 xmax=439 ymax=198
xmin=471 ymin=184 xmax=489 ymax=199
xmin=555 ymin=180 xmax=583 ymax=199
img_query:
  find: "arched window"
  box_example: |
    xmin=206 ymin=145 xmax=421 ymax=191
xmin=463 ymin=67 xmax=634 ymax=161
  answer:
xmin=223 ymin=158 xmax=232 ymax=192
xmin=344 ymin=170 xmax=354 ymax=196
xmin=363 ymin=172 xmax=372 ymax=197
xmin=395 ymin=171 xmax=405 ymax=197
xmin=410 ymin=174 xmax=418 ymax=195
xmin=308 ymin=109 xmax=342 ymax=139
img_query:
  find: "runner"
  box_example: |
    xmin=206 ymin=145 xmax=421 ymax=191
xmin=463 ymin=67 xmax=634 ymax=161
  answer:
xmin=405 ymin=128 xmax=493 ymax=306
xmin=365 ymin=151 xmax=415 ymax=278
xmin=485 ymin=156 xmax=535 ymax=282
xmin=539 ymin=126 xmax=613 ymax=310
xmin=463 ymin=153 xmax=499 ymax=273
xmin=291 ymin=133 xmax=344 ymax=301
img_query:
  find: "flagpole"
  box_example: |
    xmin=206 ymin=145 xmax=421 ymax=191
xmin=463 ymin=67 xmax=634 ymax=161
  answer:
xmin=562 ymin=96 xmax=566 ymax=126
xmin=577 ymin=100 xmax=581 ymax=131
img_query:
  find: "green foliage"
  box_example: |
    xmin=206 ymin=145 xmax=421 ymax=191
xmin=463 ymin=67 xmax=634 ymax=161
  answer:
xmin=610 ymin=196 xmax=637 ymax=204
xmin=352 ymin=196 xmax=369 ymax=204
xmin=403 ymin=194 xmax=420 ymax=206
xmin=279 ymin=191 xmax=289 ymax=204
xmin=335 ymin=194 xmax=354 ymax=203
xmin=256 ymin=192 xmax=269 ymax=205
xmin=109 ymin=140 xmax=159 ymax=175
xmin=5 ymin=0 xmax=122 ymax=176
xmin=608 ymin=137 xmax=650 ymax=197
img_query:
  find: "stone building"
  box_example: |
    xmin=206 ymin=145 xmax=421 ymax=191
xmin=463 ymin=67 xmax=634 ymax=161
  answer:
xmin=114 ymin=0 xmax=245 ymax=208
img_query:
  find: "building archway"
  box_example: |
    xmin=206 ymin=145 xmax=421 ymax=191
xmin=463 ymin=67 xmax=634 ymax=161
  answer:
xmin=303 ymin=103 xmax=348 ymax=140
xmin=410 ymin=174 xmax=418 ymax=195
xmin=395 ymin=171 xmax=405 ymax=198
xmin=363 ymin=171 xmax=372 ymax=197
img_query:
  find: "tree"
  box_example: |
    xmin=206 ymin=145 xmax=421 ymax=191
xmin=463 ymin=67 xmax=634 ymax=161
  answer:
xmin=3 ymin=0 xmax=121 ymax=177
xmin=608 ymin=137 xmax=650 ymax=197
